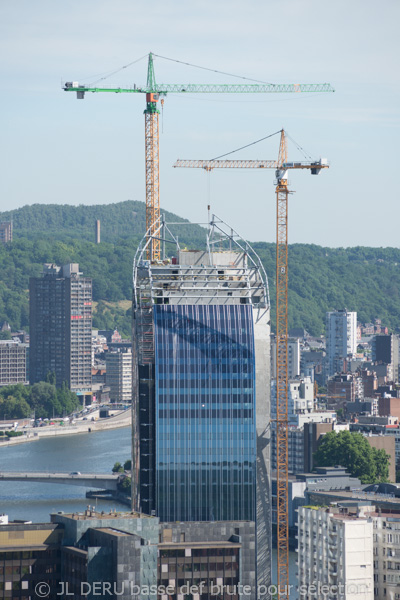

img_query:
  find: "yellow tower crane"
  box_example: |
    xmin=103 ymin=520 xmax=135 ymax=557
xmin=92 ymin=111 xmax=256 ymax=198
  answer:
xmin=63 ymin=53 xmax=334 ymax=261
xmin=173 ymin=129 xmax=329 ymax=600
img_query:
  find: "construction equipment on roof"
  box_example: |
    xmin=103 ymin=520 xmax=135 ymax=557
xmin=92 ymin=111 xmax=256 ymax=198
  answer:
xmin=173 ymin=129 xmax=329 ymax=600
xmin=64 ymin=53 xmax=334 ymax=261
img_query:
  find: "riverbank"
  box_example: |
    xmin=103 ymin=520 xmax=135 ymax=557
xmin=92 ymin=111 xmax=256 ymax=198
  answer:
xmin=0 ymin=410 xmax=131 ymax=448
xmin=0 ymin=435 xmax=40 ymax=447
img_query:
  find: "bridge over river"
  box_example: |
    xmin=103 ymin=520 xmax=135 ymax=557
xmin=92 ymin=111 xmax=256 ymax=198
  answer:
xmin=0 ymin=471 xmax=120 ymax=491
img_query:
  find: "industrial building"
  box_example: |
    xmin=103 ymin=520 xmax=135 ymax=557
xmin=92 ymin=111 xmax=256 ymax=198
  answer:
xmin=29 ymin=264 xmax=92 ymax=401
xmin=132 ymin=216 xmax=271 ymax=593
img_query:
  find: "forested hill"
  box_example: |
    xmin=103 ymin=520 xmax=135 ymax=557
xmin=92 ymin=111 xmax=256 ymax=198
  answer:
xmin=0 ymin=201 xmax=399 ymax=337
xmin=0 ymin=200 xmax=205 ymax=246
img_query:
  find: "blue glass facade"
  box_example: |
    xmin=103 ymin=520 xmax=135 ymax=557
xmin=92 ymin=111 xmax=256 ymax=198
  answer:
xmin=154 ymin=304 xmax=256 ymax=522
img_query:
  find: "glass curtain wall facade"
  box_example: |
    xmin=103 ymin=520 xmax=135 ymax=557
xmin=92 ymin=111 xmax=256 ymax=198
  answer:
xmin=154 ymin=304 xmax=256 ymax=522
xmin=132 ymin=219 xmax=271 ymax=597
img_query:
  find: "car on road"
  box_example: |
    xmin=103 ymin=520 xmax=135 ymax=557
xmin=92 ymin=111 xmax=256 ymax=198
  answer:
xmin=69 ymin=471 xmax=81 ymax=476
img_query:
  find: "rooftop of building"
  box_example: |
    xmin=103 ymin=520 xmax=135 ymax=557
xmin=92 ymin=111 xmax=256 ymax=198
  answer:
xmin=133 ymin=214 xmax=270 ymax=309
xmin=159 ymin=541 xmax=241 ymax=549
xmin=51 ymin=510 xmax=153 ymax=521
xmin=309 ymin=489 xmax=400 ymax=504
xmin=95 ymin=527 xmax=132 ymax=537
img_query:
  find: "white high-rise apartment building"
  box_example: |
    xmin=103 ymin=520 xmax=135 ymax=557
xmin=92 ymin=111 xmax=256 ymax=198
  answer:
xmin=297 ymin=503 xmax=373 ymax=599
xmin=105 ymin=349 xmax=132 ymax=403
xmin=271 ymin=337 xmax=300 ymax=380
xmin=326 ymin=309 xmax=357 ymax=377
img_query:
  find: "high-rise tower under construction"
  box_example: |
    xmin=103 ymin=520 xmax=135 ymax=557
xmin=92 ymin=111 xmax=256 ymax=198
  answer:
xmin=132 ymin=215 xmax=271 ymax=592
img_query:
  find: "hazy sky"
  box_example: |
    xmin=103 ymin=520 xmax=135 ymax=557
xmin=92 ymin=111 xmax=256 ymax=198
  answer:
xmin=1 ymin=0 xmax=399 ymax=247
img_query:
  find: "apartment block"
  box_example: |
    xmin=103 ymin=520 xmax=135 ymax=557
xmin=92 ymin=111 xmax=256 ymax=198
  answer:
xmin=271 ymin=337 xmax=300 ymax=379
xmin=105 ymin=349 xmax=132 ymax=403
xmin=297 ymin=503 xmax=373 ymax=599
xmin=326 ymin=310 xmax=357 ymax=378
xmin=29 ymin=263 xmax=92 ymax=400
xmin=373 ymin=334 xmax=399 ymax=383
xmin=0 ymin=340 xmax=27 ymax=386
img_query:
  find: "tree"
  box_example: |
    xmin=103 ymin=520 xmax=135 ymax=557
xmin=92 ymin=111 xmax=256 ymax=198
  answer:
xmin=123 ymin=459 xmax=131 ymax=471
xmin=0 ymin=395 xmax=31 ymax=419
xmin=112 ymin=462 xmax=124 ymax=473
xmin=118 ymin=476 xmax=131 ymax=494
xmin=46 ymin=371 xmax=56 ymax=385
xmin=56 ymin=383 xmax=81 ymax=416
xmin=314 ymin=430 xmax=390 ymax=484
xmin=30 ymin=382 xmax=61 ymax=419
xmin=373 ymin=447 xmax=390 ymax=482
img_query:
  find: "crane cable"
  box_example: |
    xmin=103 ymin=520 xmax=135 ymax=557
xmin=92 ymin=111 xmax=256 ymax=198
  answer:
xmin=211 ymin=130 xmax=282 ymax=160
xmin=84 ymin=54 xmax=149 ymax=86
xmin=152 ymin=53 xmax=274 ymax=85
xmin=285 ymin=132 xmax=313 ymax=161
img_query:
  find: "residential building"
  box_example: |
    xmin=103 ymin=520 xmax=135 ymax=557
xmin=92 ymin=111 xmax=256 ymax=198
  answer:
xmin=373 ymin=334 xmax=399 ymax=383
xmin=271 ymin=376 xmax=314 ymax=424
xmin=132 ymin=217 xmax=271 ymax=593
xmin=0 ymin=339 xmax=27 ymax=386
xmin=105 ymin=349 xmax=132 ymax=403
xmin=0 ymin=222 xmax=12 ymax=244
xmin=379 ymin=396 xmax=400 ymax=421
xmin=29 ymin=263 xmax=92 ymax=401
xmin=360 ymin=368 xmax=378 ymax=397
xmin=300 ymin=349 xmax=325 ymax=385
xmin=270 ymin=377 xmax=336 ymax=473
xmin=271 ymin=467 xmax=363 ymax=547
xmin=299 ymin=502 xmax=400 ymax=600
xmin=327 ymin=372 xmax=364 ymax=410
xmin=271 ymin=337 xmax=300 ymax=379
xmin=270 ymin=419 xmax=336 ymax=474
xmin=297 ymin=503 xmax=374 ymax=599
xmin=326 ymin=309 xmax=357 ymax=378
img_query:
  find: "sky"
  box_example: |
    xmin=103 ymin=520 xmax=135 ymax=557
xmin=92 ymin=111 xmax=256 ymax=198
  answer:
xmin=1 ymin=0 xmax=399 ymax=247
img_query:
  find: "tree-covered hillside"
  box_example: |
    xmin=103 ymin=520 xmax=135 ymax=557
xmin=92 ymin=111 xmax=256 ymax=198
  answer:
xmin=0 ymin=200 xmax=205 ymax=246
xmin=253 ymin=243 xmax=400 ymax=336
xmin=0 ymin=201 xmax=399 ymax=337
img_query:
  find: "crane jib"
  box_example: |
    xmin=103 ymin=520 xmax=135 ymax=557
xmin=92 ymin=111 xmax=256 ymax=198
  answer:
xmin=64 ymin=83 xmax=335 ymax=94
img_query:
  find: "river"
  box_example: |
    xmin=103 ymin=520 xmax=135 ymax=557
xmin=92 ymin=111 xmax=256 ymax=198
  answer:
xmin=0 ymin=427 xmax=131 ymax=522
xmin=0 ymin=427 xmax=299 ymax=596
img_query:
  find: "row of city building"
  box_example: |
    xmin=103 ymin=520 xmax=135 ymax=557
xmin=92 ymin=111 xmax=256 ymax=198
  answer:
xmin=2 ymin=219 xmax=273 ymax=597
xmin=0 ymin=509 xmax=256 ymax=600
xmin=0 ymin=263 xmax=132 ymax=404
xmin=1 ymin=217 xmax=400 ymax=598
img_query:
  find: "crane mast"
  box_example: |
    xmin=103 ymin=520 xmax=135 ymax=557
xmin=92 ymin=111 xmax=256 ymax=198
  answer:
xmin=144 ymin=54 xmax=161 ymax=261
xmin=275 ymin=131 xmax=290 ymax=599
xmin=63 ymin=53 xmax=334 ymax=262
xmin=173 ymin=131 xmax=328 ymax=600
